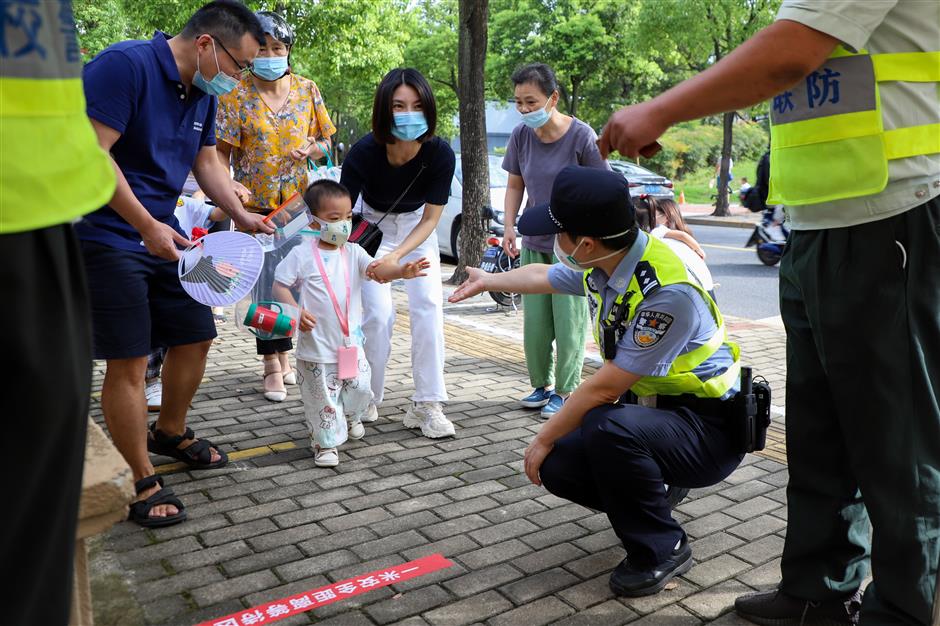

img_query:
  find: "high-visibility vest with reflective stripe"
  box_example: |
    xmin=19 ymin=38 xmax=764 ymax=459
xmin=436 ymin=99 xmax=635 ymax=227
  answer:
xmin=582 ymin=237 xmax=740 ymax=399
xmin=768 ymin=47 xmax=940 ymax=206
xmin=0 ymin=2 xmax=115 ymax=234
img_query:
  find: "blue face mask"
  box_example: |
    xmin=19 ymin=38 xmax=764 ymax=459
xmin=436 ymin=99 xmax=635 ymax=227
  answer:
xmin=391 ymin=112 xmax=429 ymax=141
xmin=520 ymin=98 xmax=552 ymax=129
xmin=252 ymin=55 xmax=289 ymax=81
xmin=192 ymin=40 xmax=239 ymax=96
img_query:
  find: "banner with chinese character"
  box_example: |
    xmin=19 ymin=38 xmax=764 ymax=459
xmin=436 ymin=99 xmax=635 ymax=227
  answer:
xmin=198 ymin=554 xmax=453 ymax=626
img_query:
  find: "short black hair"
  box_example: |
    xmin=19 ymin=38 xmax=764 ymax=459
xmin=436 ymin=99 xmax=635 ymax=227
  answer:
xmin=304 ymin=179 xmax=352 ymax=215
xmin=181 ymin=1 xmax=266 ymax=48
xmin=511 ymin=63 xmax=558 ymax=97
xmin=372 ymin=68 xmax=437 ymax=145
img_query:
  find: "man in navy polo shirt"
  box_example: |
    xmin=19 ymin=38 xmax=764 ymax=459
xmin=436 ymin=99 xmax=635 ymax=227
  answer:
xmin=77 ymin=0 xmax=271 ymax=527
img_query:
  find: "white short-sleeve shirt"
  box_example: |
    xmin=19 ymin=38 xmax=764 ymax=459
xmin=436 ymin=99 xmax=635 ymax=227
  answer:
xmin=274 ymin=242 xmax=374 ymax=363
xmin=650 ymin=225 xmax=714 ymax=292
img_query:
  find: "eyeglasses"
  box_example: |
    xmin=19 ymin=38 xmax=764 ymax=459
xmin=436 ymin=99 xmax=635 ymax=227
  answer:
xmin=212 ymin=35 xmax=253 ymax=78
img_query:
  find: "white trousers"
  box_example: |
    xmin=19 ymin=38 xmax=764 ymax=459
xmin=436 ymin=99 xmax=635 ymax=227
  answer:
xmin=297 ymin=357 xmax=373 ymax=449
xmin=360 ymin=203 xmax=447 ymax=404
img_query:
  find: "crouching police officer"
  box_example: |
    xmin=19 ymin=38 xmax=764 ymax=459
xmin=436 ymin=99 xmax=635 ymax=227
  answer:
xmin=451 ymin=165 xmax=751 ymax=596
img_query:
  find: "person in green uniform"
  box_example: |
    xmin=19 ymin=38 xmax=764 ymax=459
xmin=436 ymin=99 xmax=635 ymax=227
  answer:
xmin=597 ymin=0 xmax=939 ymax=623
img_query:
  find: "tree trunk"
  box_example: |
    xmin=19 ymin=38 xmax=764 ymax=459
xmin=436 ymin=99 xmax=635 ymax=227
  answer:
xmin=712 ymin=111 xmax=734 ymax=217
xmin=450 ymin=0 xmax=489 ymax=284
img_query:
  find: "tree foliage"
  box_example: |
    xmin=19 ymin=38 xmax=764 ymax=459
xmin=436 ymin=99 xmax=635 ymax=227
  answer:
xmin=403 ymin=0 xmax=460 ymax=139
xmin=280 ymin=0 xmax=410 ymax=145
xmin=73 ymin=0 xmax=409 ymax=146
xmin=74 ymin=0 xmax=781 ymax=184
xmin=631 ymin=0 xmax=779 ymax=213
xmin=642 ymin=121 xmax=768 ymax=181
xmin=486 ymin=0 xmax=654 ymax=128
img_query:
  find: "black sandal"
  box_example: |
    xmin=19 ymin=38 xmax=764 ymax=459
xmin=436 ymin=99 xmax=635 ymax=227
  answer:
xmin=147 ymin=423 xmax=229 ymax=470
xmin=128 ymin=475 xmax=187 ymax=528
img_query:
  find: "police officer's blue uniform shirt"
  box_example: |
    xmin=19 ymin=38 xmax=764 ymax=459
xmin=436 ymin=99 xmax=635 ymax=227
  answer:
xmin=548 ymin=231 xmax=739 ymax=397
xmin=76 ymin=32 xmax=218 ymax=252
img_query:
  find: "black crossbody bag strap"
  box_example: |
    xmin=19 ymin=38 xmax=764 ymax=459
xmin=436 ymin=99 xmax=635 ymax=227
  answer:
xmin=369 ymin=162 xmax=428 ymax=227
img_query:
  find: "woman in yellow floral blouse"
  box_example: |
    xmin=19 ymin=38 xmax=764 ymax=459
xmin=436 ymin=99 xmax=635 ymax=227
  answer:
xmin=216 ymin=10 xmax=336 ymax=402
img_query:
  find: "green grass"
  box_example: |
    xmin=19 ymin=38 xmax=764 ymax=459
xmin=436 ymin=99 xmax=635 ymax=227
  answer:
xmin=673 ymin=158 xmax=757 ymax=205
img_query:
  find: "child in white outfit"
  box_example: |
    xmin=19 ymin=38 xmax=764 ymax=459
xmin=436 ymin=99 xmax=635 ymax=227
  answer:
xmin=273 ymin=180 xmax=429 ymax=467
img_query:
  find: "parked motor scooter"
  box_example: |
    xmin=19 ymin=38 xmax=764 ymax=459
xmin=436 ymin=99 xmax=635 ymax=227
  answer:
xmin=745 ymin=206 xmax=788 ymax=266
xmin=478 ymin=206 xmax=521 ymax=308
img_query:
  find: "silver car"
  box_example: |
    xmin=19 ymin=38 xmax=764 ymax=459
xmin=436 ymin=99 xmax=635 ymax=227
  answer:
xmin=608 ymin=160 xmax=675 ymax=201
xmin=437 ymin=153 xmax=515 ymax=259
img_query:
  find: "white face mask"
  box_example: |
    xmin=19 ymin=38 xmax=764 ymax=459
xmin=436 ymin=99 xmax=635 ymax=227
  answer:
xmin=553 ymin=231 xmax=633 ymax=271
xmin=520 ymin=97 xmax=552 ymax=129
xmin=317 ymin=218 xmax=351 ymax=246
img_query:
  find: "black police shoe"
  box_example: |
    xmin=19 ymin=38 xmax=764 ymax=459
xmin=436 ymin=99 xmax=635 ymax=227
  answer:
xmin=735 ymin=588 xmax=862 ymax=625
xmin=608 ymin=538 xmax=692 ymax=597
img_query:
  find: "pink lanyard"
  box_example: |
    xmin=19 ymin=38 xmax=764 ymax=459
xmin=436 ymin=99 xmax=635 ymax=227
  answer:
xmin=311 ymin=243 xmax=351 ymax=339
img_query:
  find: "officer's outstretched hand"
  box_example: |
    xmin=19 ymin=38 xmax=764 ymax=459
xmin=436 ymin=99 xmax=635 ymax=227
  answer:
xmin=524 ymin=439 xmax=554 ymax=486
xmin=448 ymin=267 xmax=488 ymax=303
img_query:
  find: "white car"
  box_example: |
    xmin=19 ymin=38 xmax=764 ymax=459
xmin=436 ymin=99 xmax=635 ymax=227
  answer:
xmin=437 ymin=153 xmax=517 ymax=260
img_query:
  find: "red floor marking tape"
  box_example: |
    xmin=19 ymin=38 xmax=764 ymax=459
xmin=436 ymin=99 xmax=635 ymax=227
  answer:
xmin=197 ymin=554 xmax=453 ymax=626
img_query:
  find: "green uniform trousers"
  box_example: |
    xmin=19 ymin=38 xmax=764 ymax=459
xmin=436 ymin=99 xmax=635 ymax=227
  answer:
xmin=520 ymin=247 xmax=588 ymax=395
xmin=779 ymin=197 xmax=940 ymax=625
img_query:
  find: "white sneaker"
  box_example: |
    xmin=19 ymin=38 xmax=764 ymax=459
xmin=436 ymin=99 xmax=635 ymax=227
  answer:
xmin=314 ymin=447 xmax=339 ymax=467
xmin=145 ymin=381 xmax=162 ymax=412
xmin=348 ymin=420 xmax=365 ymax=440
xmin=403 ymin=402 xmax=455 ymax=439
xmin=361 ymin=402 xmax=379 ymax=423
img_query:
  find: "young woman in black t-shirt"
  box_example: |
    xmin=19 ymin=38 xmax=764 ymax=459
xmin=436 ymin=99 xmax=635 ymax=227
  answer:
xmin=340 ymin=68 xmax=457 ymax=438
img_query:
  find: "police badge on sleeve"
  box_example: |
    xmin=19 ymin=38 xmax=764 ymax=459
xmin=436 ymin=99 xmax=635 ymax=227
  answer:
xmin=633 ymin=311 xmax=674 ymax=348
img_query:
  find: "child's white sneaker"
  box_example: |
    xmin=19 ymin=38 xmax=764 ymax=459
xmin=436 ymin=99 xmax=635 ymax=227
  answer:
xmin=361 ymin=402 xmax=379 ymax=423
xmin=403 ymin=402 xmax=455 ymax=439
xmin=314 ymin=447 xmax=339 ymax=467
xmin=348 ymin=420 xmax=365 ymax=440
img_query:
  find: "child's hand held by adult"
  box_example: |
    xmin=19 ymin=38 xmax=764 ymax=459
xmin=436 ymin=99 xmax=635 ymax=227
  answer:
xmin=367 ymin=254 xmax=402 ymax=283
xmin=402 ymin=257 xmax=430 ymax=279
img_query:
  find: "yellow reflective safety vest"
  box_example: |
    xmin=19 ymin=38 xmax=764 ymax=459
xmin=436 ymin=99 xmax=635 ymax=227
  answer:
xmin=583 ymin=237 xmax=740 ymax=399
xmin=768 ymin=47 xmax=940 ymax=206
xmin=0 ymin=2 xmax=115 ymax=233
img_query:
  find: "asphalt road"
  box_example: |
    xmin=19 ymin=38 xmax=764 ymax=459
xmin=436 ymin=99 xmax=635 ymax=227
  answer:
xmin=693 ymin=224 xmax=781 ymax=322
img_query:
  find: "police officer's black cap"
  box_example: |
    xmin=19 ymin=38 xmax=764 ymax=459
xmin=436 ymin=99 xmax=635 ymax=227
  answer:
xmin=517 ymin=165 xmax=635 ymax=237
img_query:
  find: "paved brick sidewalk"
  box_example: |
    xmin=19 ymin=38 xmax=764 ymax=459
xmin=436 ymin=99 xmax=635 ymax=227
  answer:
xmin=89 ymin=275 xmax=789 ymax=625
